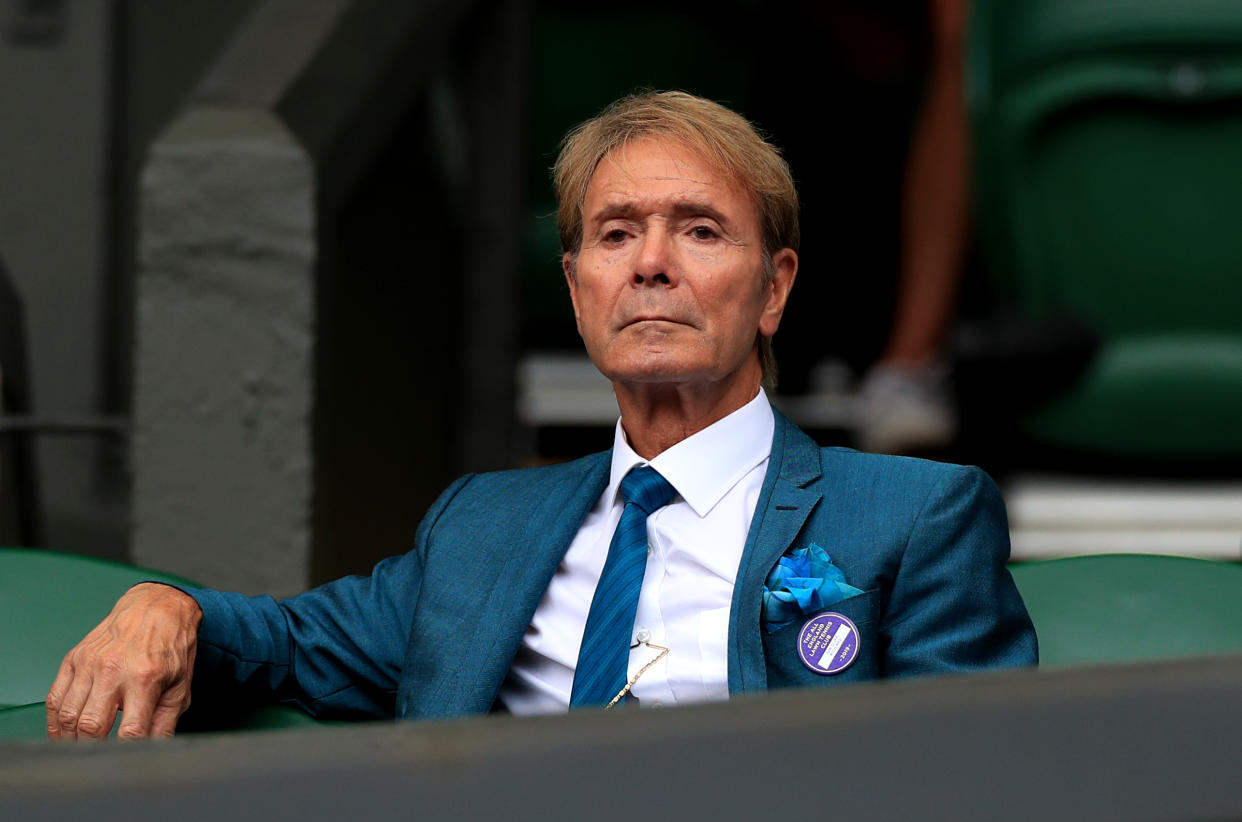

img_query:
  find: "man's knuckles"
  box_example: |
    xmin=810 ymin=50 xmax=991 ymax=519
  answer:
xmin=95 ymin=653 xmax=129 ymax=679
xmin=72 ymin=642 xmax=179 ymax=683
xmin=75 ymin=714 xmax=108 ymax=737
xmin=56 ymin=705 xmax=82 ymax=731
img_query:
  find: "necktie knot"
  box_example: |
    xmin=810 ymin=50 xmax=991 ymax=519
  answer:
xmin=620 ymin=465 xmax=676 ymax=515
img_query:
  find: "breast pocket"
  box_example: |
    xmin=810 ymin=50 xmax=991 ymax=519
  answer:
xmin=761 ymin=589 xmax=880 ymax=691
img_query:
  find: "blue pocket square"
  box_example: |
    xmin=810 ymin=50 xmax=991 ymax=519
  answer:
xmin=762 ymin=543 xmax=864 ymax=633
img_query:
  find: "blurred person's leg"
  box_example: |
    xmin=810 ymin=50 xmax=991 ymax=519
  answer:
xmin=858 ymin=0 xmax=969 ymax=454
xmin=755 ymin=1 xmax=925 ymax=396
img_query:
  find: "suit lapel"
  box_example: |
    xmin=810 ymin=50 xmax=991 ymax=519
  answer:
xmin=409 ymin=452 xmax=611 ymax=718
xmin=483 ymin=451 xmax=612 ymax=679
xmin=727 ymin=410 xmax=823 ymax=694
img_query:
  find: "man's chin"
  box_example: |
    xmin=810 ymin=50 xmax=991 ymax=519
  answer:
xmin=597 ymin=360 xmax=698 ymax=386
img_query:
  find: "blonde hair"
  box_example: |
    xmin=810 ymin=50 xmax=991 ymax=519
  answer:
xmin=554 ymin=90 xmax=799 ymax=259
xmin=554 ymin=91 xmax=799 ymax=387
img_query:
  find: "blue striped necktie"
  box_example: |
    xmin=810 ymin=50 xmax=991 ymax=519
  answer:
xmin=570 ymin=465 xmax=677 ymax=708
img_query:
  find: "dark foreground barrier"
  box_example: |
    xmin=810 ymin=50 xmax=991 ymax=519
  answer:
xmin=3 ymin=655 xmax=1241 ymax=821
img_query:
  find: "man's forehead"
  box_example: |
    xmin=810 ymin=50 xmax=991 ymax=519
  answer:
xmin=584 ymin=136 xmax=755 ymax=216
xmin=593 ymin=136 xmax=724 ymax=185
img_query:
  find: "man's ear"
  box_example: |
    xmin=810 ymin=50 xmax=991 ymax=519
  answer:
xmin=758 ymin=248 xmax=797 ymax=338
xmin=563 ymin=253 xmax=582 ymax=330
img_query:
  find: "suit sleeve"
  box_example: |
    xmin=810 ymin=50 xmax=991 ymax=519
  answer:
xmin=880 ymin=465 xmax=1037 ymax=676
xmin=180 ymin=474 xmax=474 ymax=719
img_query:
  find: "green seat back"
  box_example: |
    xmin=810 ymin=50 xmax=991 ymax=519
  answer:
xmin=1010 ymin=554 xmax=1242 ymax=666
xmin=969 ymin=0 xmax=1242 ymax=458
xmin=0 ymin=702 xmax=46 ymax=742
xmin=0 ymin=548 xmax=335 ymax=736
xmin=0 ymin=548 xmax=201 ymax=708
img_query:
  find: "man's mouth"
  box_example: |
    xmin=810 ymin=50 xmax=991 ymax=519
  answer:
xmin=625 ymin=315 xmax=685 ymax=327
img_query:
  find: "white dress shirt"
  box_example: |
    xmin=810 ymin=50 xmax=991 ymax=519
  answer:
xmin=498 ymin=389 xmax=775 ymax=715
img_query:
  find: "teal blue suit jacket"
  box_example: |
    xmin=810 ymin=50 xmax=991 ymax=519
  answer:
xmin=187 ymin=411 xmax=1036 ymax=720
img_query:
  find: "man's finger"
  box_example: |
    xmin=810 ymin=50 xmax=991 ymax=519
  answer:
xmin=45 ymin=657 xmax=77 ymax=740
xmin=74 ymin=673 xmax=124 ymax=740
xmin=148 ymin=699 xmax=184 ymax=739
xmin=115 ymin=692 xmax=156 ymax=741
xmin=114 ymin=671 xmax=175 ymax=741
xmin=50 ymin=661 xmax=97 ymax=740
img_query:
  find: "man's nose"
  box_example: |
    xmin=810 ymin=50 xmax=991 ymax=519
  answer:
xmin=632 ymin=228 xmax=678 ymax=287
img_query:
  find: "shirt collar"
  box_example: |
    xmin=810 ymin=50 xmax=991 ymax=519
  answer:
xmin=607 ymin=389 xmax=775 ymax=518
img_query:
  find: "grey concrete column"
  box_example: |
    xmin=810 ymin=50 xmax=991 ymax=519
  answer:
xmin=132 ymin=107 xmax=314 ymax=596
xmin=128 ymin=0 xmax=511 ymax=594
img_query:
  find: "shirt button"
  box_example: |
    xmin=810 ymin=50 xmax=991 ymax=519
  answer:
xmin=635 ymin=628 xmax=651 ymax=643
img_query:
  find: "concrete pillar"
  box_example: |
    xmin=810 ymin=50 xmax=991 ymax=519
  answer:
xmin=128 ymin=0 xmax=523 ymax=595
xmin=132 ymin=107 xmax=314 ymax=596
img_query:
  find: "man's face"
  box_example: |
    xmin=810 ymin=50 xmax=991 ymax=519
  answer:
xmin=564 ymin=137 xmax=795 ymax=392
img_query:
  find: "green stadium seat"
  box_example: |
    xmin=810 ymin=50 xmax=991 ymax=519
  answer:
xmin=0 ymin=548 xmax=333 ymax=736
xmin=0 ymin=548 xmax=202 ymax=709
xmin=968 ymin=0 xmax=1242 ymax=459
xmin=1010 ymin=554 xmax=1242 ymax=666
xmin=0 ymin=702 xmax=45 ymax=741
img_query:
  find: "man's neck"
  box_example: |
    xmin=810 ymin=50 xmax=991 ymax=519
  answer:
xmin=613 ymin=370 xmax=763 ymax=460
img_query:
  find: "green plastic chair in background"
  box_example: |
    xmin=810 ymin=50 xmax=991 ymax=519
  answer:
xmin=1010 ymin=554 xmax=1242 ymax=666
xmin=0 ymin=548 xmax=330 ymax=740
xmin=968 ymin=0 xmax=1242 ymax=460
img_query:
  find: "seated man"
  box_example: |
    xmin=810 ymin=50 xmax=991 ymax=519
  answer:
xmin=47 ymin=90 xmax=1036 ymax=740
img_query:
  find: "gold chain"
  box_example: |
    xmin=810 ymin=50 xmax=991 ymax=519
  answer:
xmin=604 ymin=638 xmax=670 ymax=710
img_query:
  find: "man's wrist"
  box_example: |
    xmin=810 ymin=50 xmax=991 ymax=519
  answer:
xmin=129 ymin=581 xmax=204 ymax=630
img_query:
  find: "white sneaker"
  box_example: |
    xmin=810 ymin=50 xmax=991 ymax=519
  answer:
xmin=855 ymin=363 xmax=957 ymax=454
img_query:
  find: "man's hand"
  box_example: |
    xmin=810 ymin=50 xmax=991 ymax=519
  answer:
xmin=46 ymin=583 xmax=202 ymax=740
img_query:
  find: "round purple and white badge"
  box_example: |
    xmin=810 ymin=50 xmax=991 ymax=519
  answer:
xmin=797 ymin=612 xmax=860 ymax=675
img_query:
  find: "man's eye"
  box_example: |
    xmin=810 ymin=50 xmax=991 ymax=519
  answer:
xmin=604 ymin=229 xmax=628 ymax=243
xmin=690 ymin=225 xmax=717 ymax=240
